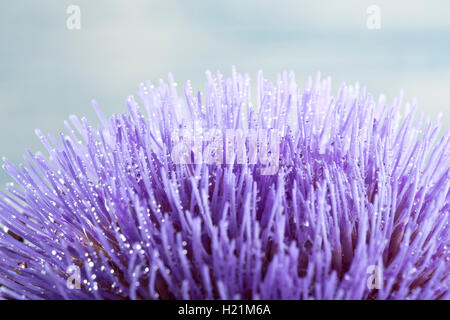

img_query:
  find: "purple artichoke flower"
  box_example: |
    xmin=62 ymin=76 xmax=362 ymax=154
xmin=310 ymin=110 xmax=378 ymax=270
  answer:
xmin=0 ymin=68 xmax=448 ymax=300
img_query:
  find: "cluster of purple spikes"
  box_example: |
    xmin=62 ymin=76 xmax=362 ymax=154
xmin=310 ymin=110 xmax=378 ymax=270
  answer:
xmin=0 ymin=68 xmax=448 ymax=300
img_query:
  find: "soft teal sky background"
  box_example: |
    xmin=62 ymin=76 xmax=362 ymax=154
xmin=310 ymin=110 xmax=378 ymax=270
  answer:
xmin=0 ymin=0 xmax=449 ymax=185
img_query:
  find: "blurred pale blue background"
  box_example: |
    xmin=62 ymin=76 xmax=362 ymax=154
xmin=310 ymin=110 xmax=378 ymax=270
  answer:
xmin=0 ymin=0 xmax=449 ymax=185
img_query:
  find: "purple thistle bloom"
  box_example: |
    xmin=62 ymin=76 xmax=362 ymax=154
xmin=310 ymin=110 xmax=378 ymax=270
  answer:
xmin=0 ymin=68 xmax=448 ymax=300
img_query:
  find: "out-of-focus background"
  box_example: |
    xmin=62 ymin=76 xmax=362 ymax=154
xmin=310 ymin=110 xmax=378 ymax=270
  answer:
xmin=0 ymin=0 xmax=449 ymax=185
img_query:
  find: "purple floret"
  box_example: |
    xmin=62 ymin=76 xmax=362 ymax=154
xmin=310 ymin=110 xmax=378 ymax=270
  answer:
xmin=0 ymin=68 xmax=448 ymax=300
